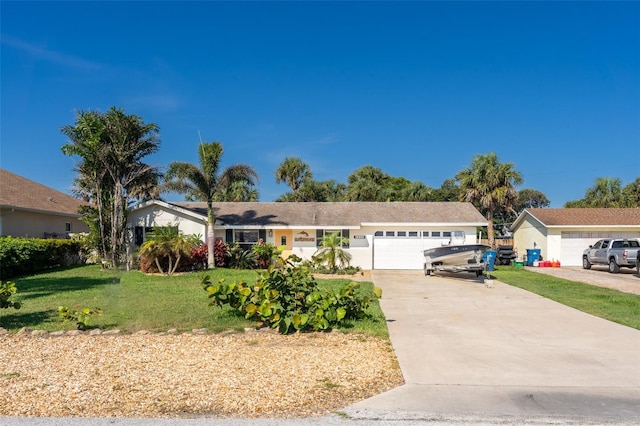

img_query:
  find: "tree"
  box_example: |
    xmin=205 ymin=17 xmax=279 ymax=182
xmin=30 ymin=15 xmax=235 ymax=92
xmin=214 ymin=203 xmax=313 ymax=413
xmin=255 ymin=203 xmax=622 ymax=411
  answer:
xmin=163 ymin=141 xmax=259 ymax=269
xmin=455 ymin=153 xmax=523 ymax=249
xmin=61 ymin=107 xmax=161 ymax=268
xmin=276 ymin=179 xmax=346 ymax=202
xmin=432 ymin=179 xmax=461 ymax=201
xmin=622 ymin=177 xmax=640 ymax=207
xmin=275 ymin=157 xmax=312 ymax=193
xmin=313 ymin=232 xmax=352 ymax=272
xmin=565 ymin=177 xmax=627 ymax=208
xmin=516 ymin=188 xmax=550 ymax=211
xmin=344 ymin=165 xmax=390 ymax=201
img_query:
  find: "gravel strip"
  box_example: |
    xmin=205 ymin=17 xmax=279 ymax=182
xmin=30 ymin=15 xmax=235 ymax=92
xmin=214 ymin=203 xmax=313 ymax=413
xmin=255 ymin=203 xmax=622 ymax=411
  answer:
xmin=0 ymin=331 xmax=403 ymax=419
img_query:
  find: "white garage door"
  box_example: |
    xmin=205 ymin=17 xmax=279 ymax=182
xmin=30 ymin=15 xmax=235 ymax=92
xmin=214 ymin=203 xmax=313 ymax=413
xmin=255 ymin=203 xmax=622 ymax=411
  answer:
xmin=561 ymin=232 xmax=640 ymax=266
xmin=373 ymin=237 xmax=426 ymax=269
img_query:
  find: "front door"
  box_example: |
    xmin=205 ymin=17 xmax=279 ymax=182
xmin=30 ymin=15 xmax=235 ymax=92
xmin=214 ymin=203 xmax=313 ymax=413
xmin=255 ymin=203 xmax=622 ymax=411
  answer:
xmin=274 ymin=230 xmax=292 ymax=250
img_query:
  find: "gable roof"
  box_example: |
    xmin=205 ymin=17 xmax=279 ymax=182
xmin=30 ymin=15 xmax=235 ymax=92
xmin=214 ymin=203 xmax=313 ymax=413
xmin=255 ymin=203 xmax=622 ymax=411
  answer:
xmin=0 ymin=169 xmax=87 ymax=217
xmin=512 ymin=208 xmax=640 ymax=229
xmin=158 ymin=201 xmax=487 ymax=228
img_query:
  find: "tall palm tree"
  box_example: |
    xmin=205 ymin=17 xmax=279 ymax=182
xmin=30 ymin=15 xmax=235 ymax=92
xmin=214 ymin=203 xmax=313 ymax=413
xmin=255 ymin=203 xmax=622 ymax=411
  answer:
xmin=275 ymin=157 xmax=312 ymax=193
xmin=345 ymin=165 xmax=390 ymax=201
xmin=584 ymin=177 xmax=624 ymax=207
xmin=163 ymin=141 xmax=259 ymax=269
xmin=455 ymin=153 xmax=523 ymax=249
xmin=61 ymin=107 xmax=161 ymax=268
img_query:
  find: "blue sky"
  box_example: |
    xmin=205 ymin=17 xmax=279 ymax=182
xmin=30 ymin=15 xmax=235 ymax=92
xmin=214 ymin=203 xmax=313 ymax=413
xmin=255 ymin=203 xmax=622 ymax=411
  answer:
xmin=2 ymin=1 xmax=639 ymax=207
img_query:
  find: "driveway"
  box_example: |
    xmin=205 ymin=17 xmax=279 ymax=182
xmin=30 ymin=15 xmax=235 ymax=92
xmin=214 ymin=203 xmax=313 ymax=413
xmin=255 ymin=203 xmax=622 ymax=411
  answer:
xmin=343 ymin=270 xmax=640 ymax=424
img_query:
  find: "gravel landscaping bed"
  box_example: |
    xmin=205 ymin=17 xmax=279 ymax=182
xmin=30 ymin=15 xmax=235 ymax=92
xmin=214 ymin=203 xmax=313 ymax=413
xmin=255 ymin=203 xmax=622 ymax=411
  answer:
xmin=0 ymin=329 xmax=403 ymax=419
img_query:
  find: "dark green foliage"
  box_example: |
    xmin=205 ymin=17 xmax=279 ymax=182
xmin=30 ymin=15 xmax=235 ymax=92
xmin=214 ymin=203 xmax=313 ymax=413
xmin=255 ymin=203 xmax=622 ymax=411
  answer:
xmin=0 ymin=237 xmax=85 ymax=279
xmin=0 ymin=281 xmax=21 ymax=310
xmin=202 ymin=257 xmax=373 ymax=334
xmin=226 ymin=243 xmax=258 ymax=269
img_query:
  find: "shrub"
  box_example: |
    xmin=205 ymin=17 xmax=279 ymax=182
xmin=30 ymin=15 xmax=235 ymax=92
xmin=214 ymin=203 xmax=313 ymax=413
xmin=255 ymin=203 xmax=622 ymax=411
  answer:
xmin=0 ymin=281 xmax=21 ymax=310
xmin=202 ymin=257 xmax=373 ymax=334
xmin=213 ymin=239 xmax=228 ymax=268
xmin=0 ymin=237 xmax=86 ymax=279
xmin=58 ymin=305 xmax=102 ymax=330
xmin=251 ymin=241 xmax=282 ymax=269
xmin=226 ymin=243 xmax=258 ymax=269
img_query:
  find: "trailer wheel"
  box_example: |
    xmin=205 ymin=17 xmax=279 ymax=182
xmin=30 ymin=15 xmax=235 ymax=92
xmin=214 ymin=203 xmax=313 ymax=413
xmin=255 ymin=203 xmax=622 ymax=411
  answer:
xmin=475 ymin=270 xmax=483 ymax=277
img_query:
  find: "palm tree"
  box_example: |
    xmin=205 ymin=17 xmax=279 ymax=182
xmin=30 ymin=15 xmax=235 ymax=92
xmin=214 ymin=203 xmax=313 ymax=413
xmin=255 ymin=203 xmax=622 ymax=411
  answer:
xmin=584 ymin=177 xmax=624 ymax=207
xmin=455 ymin=153 xmax=523 ymax=249
xmin=313 ymin=232 xmax=352 ymax=272
xmin=344 ymin=165 xmax=390 ymax=201
xmin=61 ymin=107 xmax=161 ymax=268
xmin=163 ymin=141 xmax=258 ymax=269
xmin=275 ymin=157 xmax=312 ymax=193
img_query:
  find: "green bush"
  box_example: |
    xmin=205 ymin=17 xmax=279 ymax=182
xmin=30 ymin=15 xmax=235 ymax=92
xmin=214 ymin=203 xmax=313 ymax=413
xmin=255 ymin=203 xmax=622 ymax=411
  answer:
xmin=0 ymin=237 xmax=86 ymax=279
xmin=202 ymin=257 xmax=372 ymax=334
xmin=0 ymin=281 xmax=21 ymax=310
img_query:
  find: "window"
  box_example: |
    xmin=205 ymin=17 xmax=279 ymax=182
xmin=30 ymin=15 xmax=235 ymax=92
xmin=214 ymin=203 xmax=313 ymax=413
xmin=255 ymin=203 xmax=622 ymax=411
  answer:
xmin=431 ymin=231 xmax=441 ymax=237
xmin=602 ymin=240 xmax=609 ymax=249
xmin=316 ymin=229 xmax=350 ymax=248
xmin=374 ymin=231 xmax=383 ymax=237
xmin=65 ymin=222 xmax=71 ymax=232
xmin=397 ymin=231 xmax=406 ymax=237
xmin=408 ymin=231 xmax=418 ymax=237
xmin=281 ymin=235 xmax=287 ymax=246
xmin=235 ymin=230 xmax=260 ymax=249
xmin=443 ymin=231 xmax=452 ymax=237
xmin=385 ymin=231 xmax=395 ymax=237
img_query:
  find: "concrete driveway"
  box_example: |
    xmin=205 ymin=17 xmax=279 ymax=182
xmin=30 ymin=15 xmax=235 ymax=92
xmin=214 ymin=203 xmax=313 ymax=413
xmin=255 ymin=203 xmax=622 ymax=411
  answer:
xmin=343 ymin=270 xmax=640 ymax=424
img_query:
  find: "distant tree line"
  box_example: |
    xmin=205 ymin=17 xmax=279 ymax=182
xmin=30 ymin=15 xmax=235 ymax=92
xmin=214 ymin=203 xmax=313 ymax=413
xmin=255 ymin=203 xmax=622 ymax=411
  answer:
xmin=60 ymin=107 xmax=640 ymax=267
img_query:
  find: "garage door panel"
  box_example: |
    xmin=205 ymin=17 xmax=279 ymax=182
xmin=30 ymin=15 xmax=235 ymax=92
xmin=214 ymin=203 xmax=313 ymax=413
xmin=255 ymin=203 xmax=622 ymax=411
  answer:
xmin=560 ymin=232 xmax=640 ymax=267
xmin=373 ymin=238 xmax=430 ymax=270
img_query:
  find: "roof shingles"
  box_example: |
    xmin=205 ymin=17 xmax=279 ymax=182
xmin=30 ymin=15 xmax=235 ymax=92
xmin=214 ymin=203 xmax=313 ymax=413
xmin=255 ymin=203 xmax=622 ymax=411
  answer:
xmin=170 ymin=201 xmax=487 ymax=227
xmin=525 ymin=208 xmax=640 ymax=226
xmin=0 ymin=169 xmax=87 ymax=216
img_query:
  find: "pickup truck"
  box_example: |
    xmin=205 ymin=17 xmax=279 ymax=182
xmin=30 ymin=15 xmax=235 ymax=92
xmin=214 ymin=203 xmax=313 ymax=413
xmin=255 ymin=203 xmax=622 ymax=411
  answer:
xmin=582 ymin=238 xmax=640 ymax=273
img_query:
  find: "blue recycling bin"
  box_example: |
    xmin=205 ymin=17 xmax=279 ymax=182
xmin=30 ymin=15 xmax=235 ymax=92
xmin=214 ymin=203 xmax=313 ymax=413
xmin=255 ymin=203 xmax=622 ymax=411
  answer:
xmin=526 ymin=249 xmax=541 ymax=266
xmin=482 ymin=250 xmax=497 ymax=271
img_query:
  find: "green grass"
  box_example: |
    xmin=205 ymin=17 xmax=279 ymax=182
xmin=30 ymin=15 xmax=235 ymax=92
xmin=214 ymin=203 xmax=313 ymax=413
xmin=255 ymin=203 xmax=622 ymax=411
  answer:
xmin=0 ymin=265 xmax=388 ymax=337
xmin=492 ymin=266 xmax=640 ymax=330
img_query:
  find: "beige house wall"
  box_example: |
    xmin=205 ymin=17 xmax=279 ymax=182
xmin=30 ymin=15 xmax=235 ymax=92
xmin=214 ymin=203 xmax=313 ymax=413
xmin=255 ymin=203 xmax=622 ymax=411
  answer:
xmin=0 ymin=208 xmax=88 ymax=238
xmin=512 ymin=215 xmax=548 ymax=261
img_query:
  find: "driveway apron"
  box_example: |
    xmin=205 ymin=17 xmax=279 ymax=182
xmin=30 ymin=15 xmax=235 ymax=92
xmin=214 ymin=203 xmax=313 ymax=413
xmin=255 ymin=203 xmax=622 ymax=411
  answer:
xmin=344 ymin=270 xmax=640 ymax=423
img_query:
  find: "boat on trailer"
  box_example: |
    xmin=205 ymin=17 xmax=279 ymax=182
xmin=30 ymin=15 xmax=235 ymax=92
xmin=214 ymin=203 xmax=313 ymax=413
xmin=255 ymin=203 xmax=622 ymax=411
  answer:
xmin=423 ymin=231 xmax=490 ymax=277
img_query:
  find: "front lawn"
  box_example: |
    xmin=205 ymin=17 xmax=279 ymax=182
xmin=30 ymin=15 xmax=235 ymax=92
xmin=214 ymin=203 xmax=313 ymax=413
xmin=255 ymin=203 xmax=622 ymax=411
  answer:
xmin=1 ymin=264 xmax=388 ymax=337
xmin=492 ymin=266 xmax=640 ymax=330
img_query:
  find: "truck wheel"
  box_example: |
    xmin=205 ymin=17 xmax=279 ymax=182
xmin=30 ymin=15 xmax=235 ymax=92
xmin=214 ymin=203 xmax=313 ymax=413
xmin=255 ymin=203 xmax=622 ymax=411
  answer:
xmin=608 ymin=258 xmax=620 ymax=274
xmin=582 ymin=257 xmax=591 ymax=270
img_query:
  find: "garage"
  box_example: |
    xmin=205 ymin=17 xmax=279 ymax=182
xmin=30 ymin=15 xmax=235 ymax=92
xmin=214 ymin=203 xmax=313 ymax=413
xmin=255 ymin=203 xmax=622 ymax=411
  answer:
xmin=371 ymin=230 xmax=478 ymax=270
xmin=561 ymin=231 xmax=640 ymax=267
xmin=373 ymin=236 xmax=428 ymax=270
xmin=511 ymin=208 xmax=640 ymax=267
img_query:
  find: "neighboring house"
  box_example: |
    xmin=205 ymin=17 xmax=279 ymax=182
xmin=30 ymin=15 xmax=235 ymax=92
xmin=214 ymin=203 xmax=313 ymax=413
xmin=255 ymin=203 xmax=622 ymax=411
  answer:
xmin=0 ymin=169 xmax=89 ymax=238
xmin=510 ymin=208 xmax=640 ymax=266
xmin=128 ymin=200 xmax=488 ymax=270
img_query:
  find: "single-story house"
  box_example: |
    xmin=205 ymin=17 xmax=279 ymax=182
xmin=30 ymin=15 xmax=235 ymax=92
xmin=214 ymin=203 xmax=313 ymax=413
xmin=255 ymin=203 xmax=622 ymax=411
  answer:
xmin=0 ymin=169 xmax=89 ymax=238
xmin=510 ymin=208 xmax=640 ymax=266
xmin=127 ymin=200 xmax=488 ymax=270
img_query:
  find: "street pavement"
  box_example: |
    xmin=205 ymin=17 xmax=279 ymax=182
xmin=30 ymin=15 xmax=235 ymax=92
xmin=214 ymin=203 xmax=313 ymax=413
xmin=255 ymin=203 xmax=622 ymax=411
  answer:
xmin=2 ymin=270 xmax=639 ymax=425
